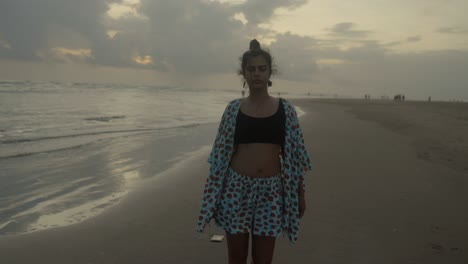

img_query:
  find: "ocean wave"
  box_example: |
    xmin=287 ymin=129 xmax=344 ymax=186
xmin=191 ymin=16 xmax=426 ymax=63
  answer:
xmin=0 ymin=123 xmax=205 ymax=145
xmin=0 ymin=128 xmax=153 ymax=145
xmin=84 ymin=115 xmax=126 ymax=122
xmin=0 ymin=144 xmax=90 ymax=160
xmin=0 ymin=80 xmax=28 ymax=85
xmin=0 ymin=123 xmax=205 ymax=159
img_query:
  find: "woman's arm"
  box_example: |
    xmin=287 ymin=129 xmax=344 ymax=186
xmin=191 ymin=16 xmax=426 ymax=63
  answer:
xmin=298 ymin=178 xmax=305 ymax=196
xmin=298 ymin=179 xmax=306 ymax=218
xmin=207 ymin=102 xmax=232 ymax=164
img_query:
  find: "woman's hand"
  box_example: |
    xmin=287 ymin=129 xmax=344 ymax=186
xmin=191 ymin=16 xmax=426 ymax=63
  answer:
xmin=298 ymin=184 xmax=306 ymax=218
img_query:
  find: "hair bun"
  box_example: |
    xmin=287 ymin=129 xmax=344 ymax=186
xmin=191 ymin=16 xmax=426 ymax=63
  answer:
xmin=249 ymin=39 xmax=261 ymax=51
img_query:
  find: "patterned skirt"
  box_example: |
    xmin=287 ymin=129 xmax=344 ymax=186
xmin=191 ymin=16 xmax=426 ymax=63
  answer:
xmin=213 ymin=167 xmax=284 ymax=237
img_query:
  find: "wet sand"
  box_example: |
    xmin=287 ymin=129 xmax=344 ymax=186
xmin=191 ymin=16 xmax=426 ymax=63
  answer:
xmin=0 ymin=99 xmax=467 ymax=263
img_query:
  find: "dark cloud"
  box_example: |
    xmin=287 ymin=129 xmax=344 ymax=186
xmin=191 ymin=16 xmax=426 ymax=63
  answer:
xmin=0 ymin=0 xmax=468 ymax=100
xmin=0 ymin=0 xmax=248 ymax=72
xmin=0 ymin=0 xmax=307 ymax=75
xmin=92 ymin=14 xmax=155 ymax=69
xmin=137 ymin=0 xmax=247 ymax=73
xmin=327 ymin=22 xmax=372 ymax=38
xmin=0 ymin=0 xmax=110 ymax=61
xmin=437 ymin=27 xmax=468 ymax=34
xmin=407 ymin=35 xmax=422 ymax=42
xmin=316 ymin=49 xmax=468 ymax=100
xmin=238 ymin=0 xmax=307 ymax=26
xmin=132 ymin=0 xmax=309 ymax=74
xmin=318 ymin=40 xmax=388 ymax=63
xmin=381 ymin=36 xmax=421 ymax=47
xmin=383 ymin=41 xmax=402 ymax=47
xmin=269 ymin=32 xmax=319 ymax=81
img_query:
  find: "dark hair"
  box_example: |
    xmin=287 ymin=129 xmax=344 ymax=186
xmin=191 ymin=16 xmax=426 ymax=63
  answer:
xmin=238 ymin=39 xmax=277 ymax=81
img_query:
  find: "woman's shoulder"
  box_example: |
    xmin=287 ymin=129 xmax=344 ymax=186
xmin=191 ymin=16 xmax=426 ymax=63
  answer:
xmin=228 ymin=98 xmax=243 ymax=105
xmin=279 ymin=98 xmax=295 ymax=111
xmin=220 ymin=98 xmax=242 ymax=115
xmin=225 ymin=98 xmax=242 ymax=109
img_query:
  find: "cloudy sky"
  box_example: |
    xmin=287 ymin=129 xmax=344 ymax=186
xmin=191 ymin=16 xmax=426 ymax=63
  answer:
xmin=1 ymin=0 xmax=467 ymax=100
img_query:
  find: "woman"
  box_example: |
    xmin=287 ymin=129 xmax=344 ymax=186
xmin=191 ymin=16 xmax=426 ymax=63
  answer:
xmin=197 ymin=39 xmax=312 ymax=263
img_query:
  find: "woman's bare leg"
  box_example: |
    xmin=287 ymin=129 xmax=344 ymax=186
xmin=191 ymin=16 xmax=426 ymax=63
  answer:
xmin=226 ymin=232 xmax=250 ymax=264
xmin=251 ymin=235 xmax=276 ymax=264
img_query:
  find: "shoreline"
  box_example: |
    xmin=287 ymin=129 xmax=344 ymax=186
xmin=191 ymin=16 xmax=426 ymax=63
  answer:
xmin=0 ymin=121 xmax=218 ymax=236
xmin=0 ymin=97 xmax=305 ymax=237
xmin=1 ymin=98 xmax=467 ymax=263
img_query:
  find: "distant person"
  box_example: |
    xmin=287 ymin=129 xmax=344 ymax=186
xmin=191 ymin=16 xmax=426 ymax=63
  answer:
xmin=196 ymin=39 xmax=312 ymax=263
xmin=428 ymin=96 xmax=431 ymax=102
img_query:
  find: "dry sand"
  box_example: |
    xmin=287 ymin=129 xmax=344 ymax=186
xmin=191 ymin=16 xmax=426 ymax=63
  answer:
xmin=0 ymin=99 xmax=467 ymax=263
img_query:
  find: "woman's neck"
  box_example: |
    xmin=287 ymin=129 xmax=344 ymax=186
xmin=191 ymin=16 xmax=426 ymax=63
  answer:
xmin=247 ymin=88 xmax=270 ymax=102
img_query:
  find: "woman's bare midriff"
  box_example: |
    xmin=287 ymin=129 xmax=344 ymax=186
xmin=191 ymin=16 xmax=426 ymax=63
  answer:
xmin=229 ymin=143 xmax=281 ymax=178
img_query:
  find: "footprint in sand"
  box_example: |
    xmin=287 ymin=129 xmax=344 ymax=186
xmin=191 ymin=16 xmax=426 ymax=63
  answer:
xmin=430 ymin=225 xmax=443 ymax=233
xmin=427 ymin=242 xmax=444 ymax=252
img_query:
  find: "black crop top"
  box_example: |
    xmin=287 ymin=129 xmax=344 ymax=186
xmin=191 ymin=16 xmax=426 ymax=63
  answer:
xmin=234 ymin=98 xmax=286 ymax=145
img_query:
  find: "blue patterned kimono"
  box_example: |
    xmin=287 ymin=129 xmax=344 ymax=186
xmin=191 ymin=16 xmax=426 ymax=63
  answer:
xmin=196 ymin=98 xmax=312 ymax=243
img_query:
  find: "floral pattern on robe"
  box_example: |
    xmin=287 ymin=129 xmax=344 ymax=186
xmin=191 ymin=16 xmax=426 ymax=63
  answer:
xmin=196 ymin=98 xmax=312 ymax=243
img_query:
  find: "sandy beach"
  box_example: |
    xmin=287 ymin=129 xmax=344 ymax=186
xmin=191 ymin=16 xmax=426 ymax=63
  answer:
xmin=1 ymin=98 xmax=467 ymax=264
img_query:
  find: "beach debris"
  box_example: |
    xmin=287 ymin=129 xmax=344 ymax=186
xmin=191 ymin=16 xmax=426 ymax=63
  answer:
xmin=210 ymin=235 xmax=225 ymax=242
xmin=430 ymin=225 xmax=442 ymax=233
xmin=428 ymin=242 xmax=444 ymax=252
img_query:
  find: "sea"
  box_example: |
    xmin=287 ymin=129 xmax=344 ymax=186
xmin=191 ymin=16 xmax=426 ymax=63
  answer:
xmin=0 ymin=80 xmax=314 ymax=235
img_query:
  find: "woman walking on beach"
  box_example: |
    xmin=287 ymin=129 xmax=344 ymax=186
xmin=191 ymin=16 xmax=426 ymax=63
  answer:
xmin=197 ymin=39 xmax=312 ymax=264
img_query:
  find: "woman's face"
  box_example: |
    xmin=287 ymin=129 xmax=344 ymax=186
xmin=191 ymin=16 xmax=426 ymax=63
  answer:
xmin=243 ymin=56 xmax=271 ymax=90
